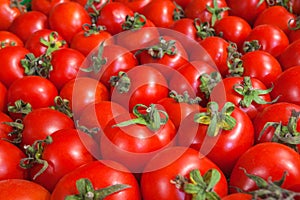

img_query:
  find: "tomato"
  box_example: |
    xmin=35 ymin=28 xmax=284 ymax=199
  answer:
xmin=0 ymin=111 xmax=13 ymax=140
xmin=101 ymin=103 xmax=176 ymax=172
xmin=169 ymin=18 xmax=198 ymax=41
xmin=96 ymin=2 xmax=134 ymax=35
xmin=173 ymin=0 xmax=193 ymax=9
xmin=31 ymin=0 xmax=70 ymax=15
xmin=110 ymin=65 xmax=169 ymax=111
xmin=60 ymin=77 xmax=109 ymax=117
xmin=243 ymin=24 xmax=289 ymax=58
xmin=0 ymin=0 xmax=21 ymax=30
xmin=241 ymin=50 xmax=282 ymax=88
xmin=114 ymin=0 xmax=151 ymax=13
xmin=20 ymin=107 xmax=75 ymax=147
xmin=184 ymin=0 xmax=229 ymax=26
xmin=254 ymin=5 xmax=296 ymax=35
xmin=48 ymin=48 xmax=85 ymax=90
xmin=141 ymin=146 xmax=228 ymax=199
xmin=8 ymin=11 xmax=49 ymax=43
xmin=277 ymin=39 xmax=300 ymax=70
xmin=49 ymin=1 xmax=91 ymax=44
xmin=7 ymin=76 xmax=58 ymax=110
xmin=25 ymin=128 xmax=98 ymax=192
xmin=221 ymin=193 xmax=252 ymax=200
xmin=226 ymin=0 xmax=267 ymax=25
xmin=25 ymin=29 xmax=67 ymax=57
xmin=141 ymin=0 xmax=180 ymax=28
xmin=0 ymin=46 xmax=29 ymax=88
xmin=270 ymin=66 xmax=300 ymax=106
xmin=0 ymin=30 xmax=23 ymax=49
xmin=0 ymin=81 xmax=7 ymax=112
xmin=51 ymin=160 xmax=141 ymax=200
xmin=0 ymin=179 xmax=51 ymax=200
xmin=214 ymin=16 xmax=252 ymax=51
xmin=229 ymin=142 xmax=300 ymax=193
xmin=0 ymin=139 xmax=27 ymax=180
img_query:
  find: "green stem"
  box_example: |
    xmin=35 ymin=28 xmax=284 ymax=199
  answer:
xmin=194 ymin=19 xmax=216 ymax=40
xmin=109 ymin=71 xmax=131 ymax=93
xmin=169 ymin=90 xmax=201 ymax=104
xmin=206 ymin=0 xmax=230 ymax=26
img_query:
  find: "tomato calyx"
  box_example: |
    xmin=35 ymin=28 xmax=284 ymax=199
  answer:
xmin=40 ymin=32 xmax=67 ymax=56
xmin=82 ymin=23 xmax=107 ymax=37
xmin=76 ymin=120 xmax=100 ymax=138
xmin=85 ymin=0 xmax=110 ymax=21
xmin=236 ymin=168 xmax=300 ymax=199
xmin=2 ymin=119 xmax=24 ymax=144
xmin=65 ymin=178 xmax=131 ymax=200
xmin=173 ymin=1 xmax=185 ymax=21
xmin=0 ymin=41 xmax=16 ymax=49
xmin=8 ymin=99 xmax=32 ymax=118
xmin=199 ymin=72 xmax=222 ymax=99
xmin=206 ymin=0 xmax=230 ymax=26
xmin=10 ymin=0 xmax=28 ymax=13
xmin=258 ymin=109 xmax=300 ymax=152
xmin=194 ymin=19 xmax=216 ymax=40
xmin=113 ymin=104 xmax=169 ymax=132
xmin=288 ymin=16 xmax=300 ymax=31
xmin=233 ymin=76 xmax=279 ymax=108
xmin=109 ymin=71 xmax=131 ymax=93
xmin=169 ymin=90 xmax=202 ymax=104
xmin=243 ymin=40 xmax=261 ymax=53
xmin=226 ymin=42 xmax=244 ymax=77
xmin=20 ymin=135 xmax=53 ymax=180
xmin=171 ymin=168 xmax=221 ymax=200
xmin=122 ymin=12 xmax=147 ymax=30
xmin=194 ymin=101 xmax=236 ymax=137
xmin=80 ymin=42 xmax=107 ymax=74
xmin=50 ymin=96 xmax=73 ymax=118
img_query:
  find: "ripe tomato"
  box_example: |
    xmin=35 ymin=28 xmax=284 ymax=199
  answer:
xmin=229 ymin=142 xmax=300 ymax=192
xmin=31 ymin=0 xmax=70 ymax=15
xmin=8 ymin=11 xmax=49 ymax=43
xmin=141 ymin=146 xmax=228 ymax=199
xmin=0 ymin=30 xmax=23 ymax=49
xmin=277 ymin=39 xmax=300 ymax=70
xmin=49 ymin=1 xmax=91 ymax=44
xmin=0 ymin=81 xmax=7 ymax=112
xmin=51 ymin=160 xmax=141 ymax=200
xmin=169 ymin=18 xmax=198 ymax=41
xmin=0 ymin=111 xmax=13 ymax=140
xmin=0 ymin=46 xmax=29 ymax=87
xmin=221 ymin=193 xmax=252 ymax=200
xmin=0 ymin=140 xmax=28 ymax=180
xmin=0 ymin=0 xmax=21 ymax=30
xmin=114 ymin=0 xmax=151 ymax=13
xmin=0 ymin=179 xmax=51 ymax=200
xmin=7 ymin=76 xmax=58 ymax=110
xmin=25 ymin=128 xmax=98 ymax=192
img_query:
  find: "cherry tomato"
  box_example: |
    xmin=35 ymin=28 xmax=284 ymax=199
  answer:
xmin=277 ymin=39 xmax=300 ymax=70
xmin=0 ymin=0 xmax=22 ymax=30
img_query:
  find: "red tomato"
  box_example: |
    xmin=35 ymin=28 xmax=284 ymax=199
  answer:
xmin=169 ymin=18 xmax=198 ymax=41
xmin=49 ymin=2 xmax=91 ymax=44
xmin=214 ymin=16 xmax=252 ymax=51
xmin=0 ymin=30 xmax=23 ymax=49
xmin=0 ymin=179 xmax=51 ymax=200
xmin=221 ymin=193 xmax=252 ymax=200
xmin=0 ymin=0 xmax=21 ymax=30
xmin=26 ymin=128 xmax=98 ymax=192
xmin=0 ymin=140 xmax=28 ymax=180
xmin=277 ymin=39 xmax=300 ymax=70
xmin=184 ymin=0 xmax=229 ymax=26
xmin=7 ymin=76 xmax=58 ymax=110
xmin=114 ymin=0 xmax=151 ymax=13
xmin=20 ymin=107 xmax=75 ymax=147
xmin=8 ymin=11 xmax=49 ymax=43
xmin=226 ymin=0 xmax=267 ymax=25
xmin=60 ymin=77 xmax=109 ymax=117
xmin=229 ymin=142 xmax=300 ymax=192
xmin=96 ymin=2 xmax=134 ymax=35
xmin=177 ymin=102 xmax=254 ymax=176
xmin=31 ymin=0 xmax=70 ymax=15
xmin=0 ymin=81 xmax=7 ymax=112
xmin=0 ymin=111 xmax=13 ymax=140
xmin=270 ymin=66 xmax=300 ymax=106
xmin=0 ymin=46 xmax=29 ymax=88
xmin=110 ymin=65 xmax=169 ymax=111
xmin=243 ymin=24 xmax=289 ymax=58
xmin=141 ymin=146 xmax=228 ymax=199
xmin=51 ymin=160 xmax=141 ymax=200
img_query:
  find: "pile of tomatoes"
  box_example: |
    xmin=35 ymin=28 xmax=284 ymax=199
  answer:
xmin=1 ymin=0 xmax=300 ymax=199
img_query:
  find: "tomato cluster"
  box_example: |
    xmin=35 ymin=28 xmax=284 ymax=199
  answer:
xmin=1 ymin=0 xmax=300 ymax=199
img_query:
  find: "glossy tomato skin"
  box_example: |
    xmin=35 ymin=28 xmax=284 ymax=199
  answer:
xmin=141 ymin=146 xmax=228 ymax=199
xmin=8 ymin=11 xmax=49 ymax=43
xmin=7 ymin=76 xmax=58 ymax=110
xmin=29 ymin=128 xmax=98 ymax=192
xmin=244 ymin=24 xmax=289 ymax=58
xmin=0 ymin=81 xmax=7 ymax=112
xmin=0 ymin=46 xmax=29 ymax=87
xmin=270 ymin=66 xmax=300 ymax=106
xmin=110 ymin=65 xmax=169 ymax=112
xmin=114 ymin=0 xmax=151 ymax=13
xmin=277 ymin=39 xmax=300 ymax=70
xmin=177 ymin=105 xmax=254 ymax=177
xmin=229 ymin=142 xmax=300 ymax=193
xmin=0 ymin=140 xmax=28 ymax=180
xmin=96 ymin=2 xmax=134 ymax=35
xmin=221 ymin=193 xmax=252 ymax=200
xmin=0 ymin=179 xmax=51 ymax=200
xmin=31 ymin=0 xmax=70 ymax=15
xmin=0 ymin=30 xmax=23 ymax=49
xmin=0 ymin=0 xmax=21 ymax=30
xmin=51 ymin=160 xmax=141 ymax=200
xmin=241 ymin=50 xmax=282 ymax=88
xmin=49 ymin=2 xmax=91 ymax=44
xmin=169 ymin=18 xmax=198 ymax=41
xmin=20 ymin=108 xmax=75 ymax=147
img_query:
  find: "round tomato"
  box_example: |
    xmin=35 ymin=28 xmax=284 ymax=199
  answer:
xmin=277 ymin=39 xmax=300 ymax=70
xmin=0 ymin=0 xmax=21 ymax=30
xmin=0 ymin=30 xmax=23 ymax=49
